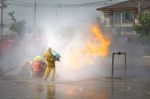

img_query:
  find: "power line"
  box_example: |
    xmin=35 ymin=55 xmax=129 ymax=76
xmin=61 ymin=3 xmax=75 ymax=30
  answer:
xmin=6 ymin=2 xmax=95 ymax=8
xmin=33 ymin=0 xmax=36 ymax=32
xmin=7 ymin=2 xmax=33 ymax=7
xmin=7 ymin=0 xmax=126 ymax=8
xmin=9 ymin=0 xmax=106 ymax=6
xmin=9 ymin=0 xmax=33 ymax=5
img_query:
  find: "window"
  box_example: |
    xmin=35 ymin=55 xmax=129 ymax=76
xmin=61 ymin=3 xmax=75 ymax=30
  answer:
xmin=113 ymin=12 xmax=121 ymax=23
xmin=104 ymin=13 xmax=111 ymax=25
xmin=113 ymin=11 xmax=134 ymax=24
xmin=122 ymin=11 xmax=134 ymax=23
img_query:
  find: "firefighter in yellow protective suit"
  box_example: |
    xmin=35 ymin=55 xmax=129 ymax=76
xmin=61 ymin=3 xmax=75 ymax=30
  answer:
xmin=43 ymin=47 xmax=55 ymax=81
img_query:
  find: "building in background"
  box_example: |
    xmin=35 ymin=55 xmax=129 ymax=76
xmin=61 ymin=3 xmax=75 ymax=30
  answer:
xmin=96 ymin=0 xmax=150 ymax=38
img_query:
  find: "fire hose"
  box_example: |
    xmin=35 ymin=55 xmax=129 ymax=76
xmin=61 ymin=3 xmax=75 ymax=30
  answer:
xmin=0 ymin=66 xmax=21 ymax=78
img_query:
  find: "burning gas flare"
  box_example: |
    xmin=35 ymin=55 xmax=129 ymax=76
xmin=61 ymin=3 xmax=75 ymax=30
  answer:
xmin=65 ymin=24 xmax=111 ymax=68
xmin=83 ymin=24 xmax=111 ymax=57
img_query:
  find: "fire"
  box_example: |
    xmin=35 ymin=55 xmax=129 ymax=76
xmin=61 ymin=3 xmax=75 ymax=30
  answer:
xmin=65 ymin=24 xmax=111 ymax=68
xmin=83 ymin=24 xmax=111 ymax=57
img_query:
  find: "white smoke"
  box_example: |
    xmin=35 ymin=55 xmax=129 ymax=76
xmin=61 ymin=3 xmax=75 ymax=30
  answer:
xmin=40 ymin=20 xmax=111 ymax=80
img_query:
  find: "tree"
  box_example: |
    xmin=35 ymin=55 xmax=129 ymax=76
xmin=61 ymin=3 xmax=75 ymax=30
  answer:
xmin=9 ymin=21 xmax=26 ymax=37
xmin=134 ymin=10 xmax=150 ymax=55
xmin=134 ymin=10 xmax=150 ymax=40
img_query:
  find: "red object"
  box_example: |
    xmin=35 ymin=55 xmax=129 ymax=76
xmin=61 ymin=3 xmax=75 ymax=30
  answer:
xmin=0 ymin=36 xmax=16 ymax=53
xmin=32 ymin=61 xmax=41 ymax=72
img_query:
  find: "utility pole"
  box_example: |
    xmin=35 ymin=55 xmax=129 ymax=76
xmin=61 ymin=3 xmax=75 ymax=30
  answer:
xmin=0 ymin=0 xmax=6 ymax=40
xmin=33 ymin=0 xmax=37 ymax=33
xmin=138 ymin=0 xmax=141 ymax=14
xmin=138 ymin=0 xmax=144 ymax=14
xmin=0 ymin=0 xmax=4 ymax=40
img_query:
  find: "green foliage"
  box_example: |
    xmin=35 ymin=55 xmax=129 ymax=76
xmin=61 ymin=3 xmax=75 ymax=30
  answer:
xmin=134 ymin=11 xmax=150 ymax=40
xmin=9 ymin=23 xmax=16 ymax=32
xmin=9 ymin=21 xmax=26 ymax=37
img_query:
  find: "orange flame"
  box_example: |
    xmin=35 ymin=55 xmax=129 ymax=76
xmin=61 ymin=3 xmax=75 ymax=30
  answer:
xmin=83 ymin=24 xmax=111 ymax=57
xmin=65 ymin=24 xmax=111 ymax=68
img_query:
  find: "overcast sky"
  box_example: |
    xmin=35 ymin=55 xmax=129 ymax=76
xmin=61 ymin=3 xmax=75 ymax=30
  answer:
xmin=3 ymin=0 xmax=126 ymax=31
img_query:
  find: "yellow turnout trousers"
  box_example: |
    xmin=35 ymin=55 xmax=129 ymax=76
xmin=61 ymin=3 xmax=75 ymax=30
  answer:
xmin=44 ymin=61 xmax=55 ymax=80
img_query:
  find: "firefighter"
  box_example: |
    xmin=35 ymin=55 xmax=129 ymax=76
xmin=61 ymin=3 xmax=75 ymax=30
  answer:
xmin=32 ymin=56 xmax=43 ymax=78
xmin=43 ymin=47 xmax=56 ymax=81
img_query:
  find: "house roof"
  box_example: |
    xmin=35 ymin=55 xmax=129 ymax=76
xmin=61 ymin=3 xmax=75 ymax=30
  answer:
xmin=97 ymin=0 xmax=150 ymax=11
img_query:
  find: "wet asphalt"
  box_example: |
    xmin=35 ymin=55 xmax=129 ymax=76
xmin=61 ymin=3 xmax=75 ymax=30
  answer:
xmin=0 ymin=63 xmax=150 ymax=99
xmin=0 ymin=73 xmax=150 ymax=99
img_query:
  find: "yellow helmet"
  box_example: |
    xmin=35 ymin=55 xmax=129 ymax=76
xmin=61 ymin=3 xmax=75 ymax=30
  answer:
xmin=34 ymin=56 xmax=42 ymax=61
